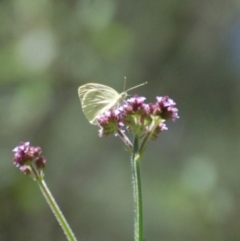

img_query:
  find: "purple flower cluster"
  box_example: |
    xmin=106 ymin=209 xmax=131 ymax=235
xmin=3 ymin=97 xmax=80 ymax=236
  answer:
xmin=97 ymin=95 xmax=179 ymax=139
xmin=12 ymin=142 xmax=46 ymax=177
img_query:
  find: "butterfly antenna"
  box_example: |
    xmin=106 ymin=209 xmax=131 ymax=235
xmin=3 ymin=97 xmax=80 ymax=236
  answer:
xmin=123 ymin=76 xmax=127 ymax=91
xmin=126 ymin=81 xmax=148 ymax=92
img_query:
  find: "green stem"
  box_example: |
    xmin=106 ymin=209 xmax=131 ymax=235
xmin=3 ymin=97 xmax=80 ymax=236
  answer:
xmin=139 ymin=117 xmax=161 ymax=156
xmin=138 ymin=131 xmax=151 ymax=157
xmin=131 ymin=135 xmax=143 ymax=241
xmin=117 ymin=129 xmax=133 ymax=149
xmin=37 ymin=178 xmax=78 ymax=241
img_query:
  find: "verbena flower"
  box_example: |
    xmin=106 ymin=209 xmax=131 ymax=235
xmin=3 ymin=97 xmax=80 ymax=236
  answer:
xmin=155 ymin=96 xmax=179 ymax=120
xmin=98 ymin=109 xmax=123 ymax=137
xmin=12 ymin=142 xmax=46 ymax=179
xmin=97 ymin=95 xmax=179 ymax=142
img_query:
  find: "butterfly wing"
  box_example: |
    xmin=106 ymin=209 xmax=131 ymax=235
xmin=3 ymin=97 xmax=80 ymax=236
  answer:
xmin=78 ymin=83 xmax=122 ymax=124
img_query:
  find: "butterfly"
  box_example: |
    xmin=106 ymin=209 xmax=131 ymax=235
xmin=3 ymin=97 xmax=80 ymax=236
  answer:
xmin=78 ymin=82 xmax=147 ymax=125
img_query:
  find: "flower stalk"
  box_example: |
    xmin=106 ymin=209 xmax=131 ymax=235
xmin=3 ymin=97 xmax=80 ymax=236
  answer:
xmin=37 ymin=179 xmax=78 ymax=241
xmin=97 ymin=95 xmax=179 ymax=241
xmin=12 ymin=142 xmax=78 ymax=241
xmin=132 ymin=136 xmax=143 ymax=241
xmin=117 ymin=129 xmax=133 ymax=149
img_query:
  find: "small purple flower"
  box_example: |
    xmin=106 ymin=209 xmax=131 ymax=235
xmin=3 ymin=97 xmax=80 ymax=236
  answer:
xmin=97 ymin=95 xmax=179 ymax=144
xmin=119 ymin=96 xmax=151 ymax=134
xmin=12 ymin=142 xmax=39 ymax=167
xmin=155 ymin=96 xmax=179 ymax=121
xmin=98 ymin=109 xmax=123 ymax=137
xmin=126 ymin=96 xmax=146 ymax=111
xmin=19 ymin=166 xmax=31 ymax=175
xmin=12 ymin=142 xmax=46 ymax=177
xmin=35 ymin=156 xmax=47 ymax=169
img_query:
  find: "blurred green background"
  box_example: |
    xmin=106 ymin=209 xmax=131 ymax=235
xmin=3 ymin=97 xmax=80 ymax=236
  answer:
xmin=1 ymin=0 xmax=240 ymax=240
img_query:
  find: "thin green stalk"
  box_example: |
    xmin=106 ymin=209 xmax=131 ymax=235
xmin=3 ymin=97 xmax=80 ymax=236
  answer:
xmin=131 ymin=135 xmax=143 ymax=241
xmin=37 ymin=178 xmax=78 ymax=241
xmin=117 ymin=129 xmax=133 ymax=149
xmin=139 ymin=117 xmax=161 ymax=156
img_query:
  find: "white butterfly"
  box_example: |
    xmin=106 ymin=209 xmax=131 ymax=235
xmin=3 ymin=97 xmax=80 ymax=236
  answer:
xmin=78 ymin=82 xmax=147 ymax=125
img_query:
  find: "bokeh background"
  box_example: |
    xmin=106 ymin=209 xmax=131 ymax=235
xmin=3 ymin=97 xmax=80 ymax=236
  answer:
xmin=1 ymin=0 xmax=240 ymax=240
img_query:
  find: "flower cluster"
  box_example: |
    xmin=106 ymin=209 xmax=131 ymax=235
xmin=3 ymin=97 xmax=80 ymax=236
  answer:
xmin=12 ymin=142 xmax=46 ymax=179
xmin=97 ymin=95 xmax=179 ymax=140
